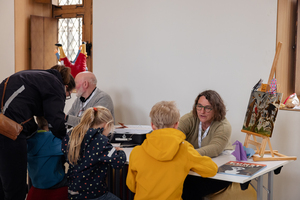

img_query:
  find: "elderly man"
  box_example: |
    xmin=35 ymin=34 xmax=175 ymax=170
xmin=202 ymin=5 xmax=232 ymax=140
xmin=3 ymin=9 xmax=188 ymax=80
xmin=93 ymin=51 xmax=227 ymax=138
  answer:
xmin=65 ymin=71 xmax=114 ymax=127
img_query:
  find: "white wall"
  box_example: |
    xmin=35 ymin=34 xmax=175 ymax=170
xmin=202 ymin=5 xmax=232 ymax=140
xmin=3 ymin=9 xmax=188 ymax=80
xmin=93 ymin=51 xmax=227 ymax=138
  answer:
xmin=1 ymin=1 xmax=298 ymax=199
xmin=94 ymin=1 xmax=300 ymax=199
xmin=0 ymin=1 xmax=15 ymax=81
xmin=271 ymin=110 xmax=300 ymax=199
xmin=94 ymin=0 xmax=276 ymax=129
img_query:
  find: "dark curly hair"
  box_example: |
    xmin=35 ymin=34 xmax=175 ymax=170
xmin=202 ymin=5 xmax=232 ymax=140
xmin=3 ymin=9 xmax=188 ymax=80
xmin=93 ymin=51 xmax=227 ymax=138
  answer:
xmin=192 ymin=90 xmax=226 ymax=122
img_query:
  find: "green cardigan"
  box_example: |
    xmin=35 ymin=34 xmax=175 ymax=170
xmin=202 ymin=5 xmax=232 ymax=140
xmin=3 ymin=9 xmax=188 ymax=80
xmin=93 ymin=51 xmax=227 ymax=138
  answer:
xmin=178 ymin=111 xmax=233 ymax=158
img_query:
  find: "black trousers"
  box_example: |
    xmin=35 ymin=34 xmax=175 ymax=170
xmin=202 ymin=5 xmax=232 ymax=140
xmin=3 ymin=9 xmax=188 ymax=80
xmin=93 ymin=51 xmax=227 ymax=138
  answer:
xmin=182 ymin=175 xmax=231 ymax=200
xmin=0 ymin=134 xmax=27 ymax=200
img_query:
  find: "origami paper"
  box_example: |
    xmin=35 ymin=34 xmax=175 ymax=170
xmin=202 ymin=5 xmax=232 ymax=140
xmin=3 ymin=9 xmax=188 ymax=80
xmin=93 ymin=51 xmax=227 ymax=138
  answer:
xmin=243 ymin=146 xmax=255 ymax=158
xmin=231 ymin=140 xmax=248 ymax=161
xmin=268 ymin=78 xmax=277 ymax=96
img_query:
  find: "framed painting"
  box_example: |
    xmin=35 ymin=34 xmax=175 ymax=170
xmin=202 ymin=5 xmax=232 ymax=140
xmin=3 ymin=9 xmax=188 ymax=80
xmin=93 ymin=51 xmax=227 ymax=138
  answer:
xmin=242 ymin=91 xmax=282 ymax=137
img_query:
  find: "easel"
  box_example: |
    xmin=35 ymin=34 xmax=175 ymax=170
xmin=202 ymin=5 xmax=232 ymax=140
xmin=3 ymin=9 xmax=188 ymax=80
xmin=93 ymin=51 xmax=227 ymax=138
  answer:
xmin=242 ymin=42 xmax=297 ymax=161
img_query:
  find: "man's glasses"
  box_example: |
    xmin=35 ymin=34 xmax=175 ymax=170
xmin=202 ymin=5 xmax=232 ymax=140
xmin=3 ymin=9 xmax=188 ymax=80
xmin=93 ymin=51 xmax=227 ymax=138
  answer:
xmin=196 ymin=104 xmax=213 ymax=113
xmin=66 ymin=91 xmax=72 ymax=100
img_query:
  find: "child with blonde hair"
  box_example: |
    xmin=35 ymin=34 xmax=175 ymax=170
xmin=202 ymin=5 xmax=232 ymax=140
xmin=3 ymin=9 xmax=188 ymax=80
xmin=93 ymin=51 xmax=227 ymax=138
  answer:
xmin=126 ymin=101 xmax=218 ymax=200
xmin=62 ymin=106 xmax=126 ymax=200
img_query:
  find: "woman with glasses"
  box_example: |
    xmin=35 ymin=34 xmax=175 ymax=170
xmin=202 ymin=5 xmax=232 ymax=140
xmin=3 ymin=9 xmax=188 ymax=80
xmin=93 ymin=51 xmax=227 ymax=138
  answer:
xmin=180 ymin=90 xmax=256 ymax=200
xmin=179 ymin=90 xmax=233 ymax=200
xmin=178 ymin=90 xmax=232 ymax=158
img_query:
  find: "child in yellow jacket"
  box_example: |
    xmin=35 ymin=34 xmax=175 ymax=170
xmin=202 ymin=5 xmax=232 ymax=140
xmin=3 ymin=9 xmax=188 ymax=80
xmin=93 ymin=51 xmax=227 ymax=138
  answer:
xmin=126 ymin=101 xmax=218 ymax=200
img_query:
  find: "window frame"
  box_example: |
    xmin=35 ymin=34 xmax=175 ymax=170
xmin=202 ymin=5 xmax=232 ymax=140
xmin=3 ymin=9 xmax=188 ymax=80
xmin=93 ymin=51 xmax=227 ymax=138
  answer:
xmin=53 ymin=0 xmax=93 ymax=71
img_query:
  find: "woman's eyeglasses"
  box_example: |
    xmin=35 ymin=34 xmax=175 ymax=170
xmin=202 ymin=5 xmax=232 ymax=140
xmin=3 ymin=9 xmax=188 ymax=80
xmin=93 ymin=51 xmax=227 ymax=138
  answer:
xmin=196 ymin=104 xmax=213 ymax=113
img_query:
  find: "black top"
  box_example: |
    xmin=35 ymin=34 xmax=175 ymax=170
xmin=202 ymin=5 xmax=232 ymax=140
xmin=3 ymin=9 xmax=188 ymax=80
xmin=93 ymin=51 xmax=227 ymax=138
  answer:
xmin=0 ymin=69 xmax=67 ymax=138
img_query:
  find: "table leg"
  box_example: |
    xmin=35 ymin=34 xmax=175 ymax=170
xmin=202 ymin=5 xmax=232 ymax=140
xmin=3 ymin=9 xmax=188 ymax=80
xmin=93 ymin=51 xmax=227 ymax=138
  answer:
xmin=268 ymin=171 xmax=273 ymax=200
xmin=257 ymin=175 xmax=263 ymax=200
xmin=122 ymin=167 xmax=127 ymax=200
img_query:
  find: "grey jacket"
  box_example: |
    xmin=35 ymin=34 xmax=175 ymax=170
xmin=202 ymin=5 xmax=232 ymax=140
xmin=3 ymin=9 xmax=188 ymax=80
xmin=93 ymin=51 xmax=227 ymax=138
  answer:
xmin=66 ymin=88 xmax=114 ymax=127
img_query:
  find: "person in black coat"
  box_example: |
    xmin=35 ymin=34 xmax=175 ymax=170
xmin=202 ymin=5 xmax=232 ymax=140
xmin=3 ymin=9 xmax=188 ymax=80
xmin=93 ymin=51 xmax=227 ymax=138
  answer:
xmin=0 ymin=65 xmax=75 ymax=200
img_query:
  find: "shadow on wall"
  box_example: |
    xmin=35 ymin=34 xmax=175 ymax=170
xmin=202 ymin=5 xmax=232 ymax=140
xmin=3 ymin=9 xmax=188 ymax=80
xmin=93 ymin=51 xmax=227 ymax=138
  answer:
xmin=112 ymin=89 xmax=149 ymax=125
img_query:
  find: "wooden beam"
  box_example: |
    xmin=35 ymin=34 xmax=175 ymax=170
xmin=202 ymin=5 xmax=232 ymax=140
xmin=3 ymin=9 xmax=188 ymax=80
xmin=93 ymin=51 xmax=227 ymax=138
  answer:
xmin=82 ymin=0 xmax=93 ymax=72
xmin=53 ymin=7 xmax=85 ymax=17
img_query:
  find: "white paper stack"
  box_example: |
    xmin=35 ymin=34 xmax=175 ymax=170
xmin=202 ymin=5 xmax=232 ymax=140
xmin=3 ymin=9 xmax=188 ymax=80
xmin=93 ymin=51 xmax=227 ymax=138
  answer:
xmin=114 ymin=125 xmax=152 ymax=134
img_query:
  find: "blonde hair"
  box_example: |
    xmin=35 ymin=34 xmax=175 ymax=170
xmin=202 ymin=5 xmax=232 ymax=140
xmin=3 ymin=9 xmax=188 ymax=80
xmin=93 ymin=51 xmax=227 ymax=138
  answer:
xmin=67 ymin=106 xmax=114 ymax=165
xmin=149 ymin=101 xmax=180 ymax=129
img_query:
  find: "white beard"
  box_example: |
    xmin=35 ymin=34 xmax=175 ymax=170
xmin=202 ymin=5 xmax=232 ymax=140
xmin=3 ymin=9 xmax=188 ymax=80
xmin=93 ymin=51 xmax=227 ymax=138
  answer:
xmin=76 ymin=86 xmax=84 ymax=98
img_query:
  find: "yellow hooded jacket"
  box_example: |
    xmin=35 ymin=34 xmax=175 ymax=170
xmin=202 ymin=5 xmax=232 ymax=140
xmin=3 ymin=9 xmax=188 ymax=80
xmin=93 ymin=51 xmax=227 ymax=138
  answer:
xmin=126 ymin=128 xmax=218 ymax=200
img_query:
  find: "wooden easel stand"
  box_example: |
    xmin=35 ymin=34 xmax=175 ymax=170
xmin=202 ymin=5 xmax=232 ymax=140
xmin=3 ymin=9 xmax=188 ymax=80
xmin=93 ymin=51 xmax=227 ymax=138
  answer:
xmin=242 ymin=130 xmax=297 ymax=161
xmin=242 ymin=41 xmax=296 ymax=161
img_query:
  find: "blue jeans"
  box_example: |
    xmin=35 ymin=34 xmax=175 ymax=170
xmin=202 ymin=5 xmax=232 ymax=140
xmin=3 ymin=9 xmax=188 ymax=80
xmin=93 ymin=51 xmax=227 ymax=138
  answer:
xmin=88 ymin=192 xmax=121 ymax=200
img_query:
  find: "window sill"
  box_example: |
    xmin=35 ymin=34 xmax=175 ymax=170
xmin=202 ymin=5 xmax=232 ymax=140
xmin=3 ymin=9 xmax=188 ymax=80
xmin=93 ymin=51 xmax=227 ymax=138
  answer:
xmin=279 ymin=107 xmax=300 ymax=112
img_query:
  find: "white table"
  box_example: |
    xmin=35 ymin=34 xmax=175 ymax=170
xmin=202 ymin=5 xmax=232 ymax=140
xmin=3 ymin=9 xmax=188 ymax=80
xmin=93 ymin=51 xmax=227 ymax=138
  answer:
xmin=123 ymin=148 xmax=292 ymax=200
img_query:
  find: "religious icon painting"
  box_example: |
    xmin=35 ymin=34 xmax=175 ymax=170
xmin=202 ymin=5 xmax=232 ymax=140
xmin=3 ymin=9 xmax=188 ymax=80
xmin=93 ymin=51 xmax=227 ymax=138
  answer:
xmin=242 ymin=90 xmax=282 ymax=137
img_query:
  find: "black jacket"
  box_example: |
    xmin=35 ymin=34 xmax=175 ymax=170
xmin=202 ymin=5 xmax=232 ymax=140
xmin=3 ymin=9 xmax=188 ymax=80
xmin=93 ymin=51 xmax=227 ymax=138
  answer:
xmin=0 ymin=69 xmax=67 ymax=138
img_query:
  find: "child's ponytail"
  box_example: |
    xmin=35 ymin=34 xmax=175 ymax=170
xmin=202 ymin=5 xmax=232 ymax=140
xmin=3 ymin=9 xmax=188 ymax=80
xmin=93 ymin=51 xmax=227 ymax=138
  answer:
xmin=67 ymin=106 xmax=114 ymax=165
xmin=68 ymin=108 xmax=95 ymax=165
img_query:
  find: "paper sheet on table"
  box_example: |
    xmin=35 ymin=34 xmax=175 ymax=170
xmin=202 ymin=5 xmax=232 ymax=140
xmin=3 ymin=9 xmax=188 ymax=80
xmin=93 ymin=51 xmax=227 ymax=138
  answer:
xmin=114 ymin=125 xmax=152 ymax=134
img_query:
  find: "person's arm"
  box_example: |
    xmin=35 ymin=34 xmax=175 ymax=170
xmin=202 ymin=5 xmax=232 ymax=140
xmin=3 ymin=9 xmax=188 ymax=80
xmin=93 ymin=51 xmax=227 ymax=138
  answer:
xmin=98 ymin=142 xmax=126 ymax=169
xmin=42 ymin=84 xmax=66 ymax=139
xmin=187 ymin=142 xmax=218 ymax=177
xmin=66 ymin=115 xmax=80 ymax=127
xmin=196 ymin=121 xmax=232 ymax=158
xmin=66 ymin=99 xmax=81 ymax=127
xmin=126 ymin=149 xmax=137 ymax=193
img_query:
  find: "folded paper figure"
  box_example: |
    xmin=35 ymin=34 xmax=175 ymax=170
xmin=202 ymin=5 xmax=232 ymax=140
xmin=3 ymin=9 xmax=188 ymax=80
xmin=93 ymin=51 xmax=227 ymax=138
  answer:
xmin=243 ymin=146 xmax=255 ymax=158
xmin=231 ymin=140 xmax=247 ymax=161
